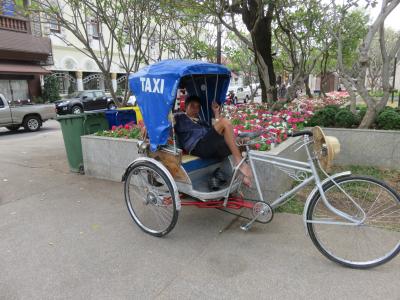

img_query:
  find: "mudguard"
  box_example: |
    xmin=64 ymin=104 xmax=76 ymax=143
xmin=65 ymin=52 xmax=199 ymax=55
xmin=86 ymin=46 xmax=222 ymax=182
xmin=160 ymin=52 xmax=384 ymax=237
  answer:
xmin=302 ymin=171 xmax=352 ymax=233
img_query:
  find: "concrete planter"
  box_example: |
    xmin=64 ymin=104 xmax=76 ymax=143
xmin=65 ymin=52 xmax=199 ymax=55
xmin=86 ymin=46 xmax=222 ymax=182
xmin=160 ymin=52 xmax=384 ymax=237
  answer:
xmin=81 ymin=135 xmax=305 ymax=202
xmin=323 ymin=128 xmax=400 ymax=170
xmin=81 ymin=128 xmax=399 ymax=203
xmin=81 ymin=135 xmax=141 ymax=182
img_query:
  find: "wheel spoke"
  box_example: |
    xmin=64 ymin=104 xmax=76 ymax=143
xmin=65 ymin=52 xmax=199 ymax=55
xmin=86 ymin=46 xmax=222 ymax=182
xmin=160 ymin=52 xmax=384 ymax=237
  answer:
xmin=124 ymin=163 xmax=177 ymax=236
xmin=308 ymin=177 xmax=400 ymax=268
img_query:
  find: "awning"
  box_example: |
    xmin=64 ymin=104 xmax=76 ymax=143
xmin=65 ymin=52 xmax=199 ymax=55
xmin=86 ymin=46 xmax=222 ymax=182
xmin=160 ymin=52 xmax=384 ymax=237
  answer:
xmin=0 ymin=63 xmax=51 ymax=75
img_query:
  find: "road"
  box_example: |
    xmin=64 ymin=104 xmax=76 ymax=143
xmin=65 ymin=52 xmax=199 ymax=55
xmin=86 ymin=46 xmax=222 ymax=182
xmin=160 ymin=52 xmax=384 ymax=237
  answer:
xmin=0 ymin=120 xmax=399 ymax=299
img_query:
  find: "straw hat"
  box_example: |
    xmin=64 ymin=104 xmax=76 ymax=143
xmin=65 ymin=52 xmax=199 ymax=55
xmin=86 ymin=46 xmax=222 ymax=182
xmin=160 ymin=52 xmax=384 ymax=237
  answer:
xmin=312 ymin=126 xmax=340 ymax=172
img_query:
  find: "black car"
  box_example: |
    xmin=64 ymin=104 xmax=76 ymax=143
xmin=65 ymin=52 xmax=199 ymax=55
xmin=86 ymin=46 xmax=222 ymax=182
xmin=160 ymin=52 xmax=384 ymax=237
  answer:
xmin=55 ymin=90 xmax=117 ymax=115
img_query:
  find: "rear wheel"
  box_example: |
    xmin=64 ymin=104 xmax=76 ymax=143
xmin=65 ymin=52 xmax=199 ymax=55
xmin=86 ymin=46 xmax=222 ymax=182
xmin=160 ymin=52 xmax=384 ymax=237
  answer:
xmin=307 ymin=176 xmax=400 ymax=269
xmin=124 ymin=161 xmax=178 ymax=237
xmin=23 ymin=116 xmax=41 ymax=132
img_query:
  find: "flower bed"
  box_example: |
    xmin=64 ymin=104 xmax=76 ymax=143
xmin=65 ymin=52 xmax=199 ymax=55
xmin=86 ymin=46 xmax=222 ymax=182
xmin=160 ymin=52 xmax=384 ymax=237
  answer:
xmin=94 ymin=121 xmax=144 ymax=139
xmin=222 ymin=104 xmax=310 ymax=151
xmin=92 ymin=95 xmax=350 ymax=151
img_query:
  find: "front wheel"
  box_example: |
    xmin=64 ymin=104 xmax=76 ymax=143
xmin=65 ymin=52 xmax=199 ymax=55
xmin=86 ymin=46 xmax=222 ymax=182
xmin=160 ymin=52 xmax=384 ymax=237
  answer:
xmin=124 ymin=161 xmax=178 ymax=237
xmin=108 ymin=102 xmax=116 ymax=110
xmin=307 ymin=176 xmax=400 ymax=269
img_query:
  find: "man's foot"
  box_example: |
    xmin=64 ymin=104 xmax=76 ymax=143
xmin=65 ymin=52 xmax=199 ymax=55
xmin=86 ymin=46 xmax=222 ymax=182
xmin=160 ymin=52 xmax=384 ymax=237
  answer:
xmin=236 ymin=162 xmax=252 ymax=187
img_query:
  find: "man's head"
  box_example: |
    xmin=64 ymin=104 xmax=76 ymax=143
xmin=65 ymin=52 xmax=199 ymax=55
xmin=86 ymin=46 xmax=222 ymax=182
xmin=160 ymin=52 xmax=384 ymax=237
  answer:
xmin=185 ymin=95 xmax=201 ymax=117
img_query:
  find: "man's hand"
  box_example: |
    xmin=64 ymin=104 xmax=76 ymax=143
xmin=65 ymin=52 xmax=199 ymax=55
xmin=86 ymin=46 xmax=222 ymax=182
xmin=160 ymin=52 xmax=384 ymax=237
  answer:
xmin=212 ymin=101 xmax=221 ymax=119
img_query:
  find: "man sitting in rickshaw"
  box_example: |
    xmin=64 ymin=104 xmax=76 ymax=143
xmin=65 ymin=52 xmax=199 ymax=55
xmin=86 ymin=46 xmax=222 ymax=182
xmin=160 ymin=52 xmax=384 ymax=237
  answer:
xmin=174 ymin=95 xmax=252 ymax=186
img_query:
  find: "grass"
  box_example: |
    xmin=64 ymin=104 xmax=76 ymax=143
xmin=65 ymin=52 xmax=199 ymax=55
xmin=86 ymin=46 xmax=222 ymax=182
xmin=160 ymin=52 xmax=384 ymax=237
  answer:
xmin=275 ymin=165 xmax=400 ymax=215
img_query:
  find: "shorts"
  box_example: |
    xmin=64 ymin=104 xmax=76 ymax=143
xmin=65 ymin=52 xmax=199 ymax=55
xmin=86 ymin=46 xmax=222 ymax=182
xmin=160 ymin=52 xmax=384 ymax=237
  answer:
xmin=191 ymin=128 xmax=231 ymax=159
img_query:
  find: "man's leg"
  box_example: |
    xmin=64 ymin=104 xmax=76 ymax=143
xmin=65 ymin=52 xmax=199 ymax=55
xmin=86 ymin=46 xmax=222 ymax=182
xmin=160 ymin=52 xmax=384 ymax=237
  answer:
xmin=213 ymin=118 xmax=252 ymax=185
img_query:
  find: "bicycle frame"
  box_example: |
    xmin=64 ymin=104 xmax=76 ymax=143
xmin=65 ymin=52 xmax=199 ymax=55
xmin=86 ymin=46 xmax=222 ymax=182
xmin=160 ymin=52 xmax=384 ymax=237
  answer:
xmin=223 ymin=135 xmax=365 ymax=227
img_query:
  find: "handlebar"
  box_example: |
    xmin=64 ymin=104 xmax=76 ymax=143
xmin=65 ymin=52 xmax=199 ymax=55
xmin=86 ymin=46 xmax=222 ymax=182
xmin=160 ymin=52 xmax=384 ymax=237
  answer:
xmin=290 ymin=130 xmax=313 ymax=137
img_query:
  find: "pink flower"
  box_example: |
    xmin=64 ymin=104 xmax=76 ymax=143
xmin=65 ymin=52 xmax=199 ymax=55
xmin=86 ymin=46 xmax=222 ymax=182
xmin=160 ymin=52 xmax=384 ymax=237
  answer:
xmin=255 ymin=143 xmax=261 ymax=149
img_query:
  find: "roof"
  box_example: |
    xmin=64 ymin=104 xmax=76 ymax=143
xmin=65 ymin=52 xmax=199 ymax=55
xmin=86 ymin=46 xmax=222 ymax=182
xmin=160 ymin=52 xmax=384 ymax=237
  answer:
xmin=0 ymin=63 xmax=51 ymax=74
xmin=130 ymin=59 xmax=231 ymax=78
xmin=129 ymin=59 xmax=231 ymax=151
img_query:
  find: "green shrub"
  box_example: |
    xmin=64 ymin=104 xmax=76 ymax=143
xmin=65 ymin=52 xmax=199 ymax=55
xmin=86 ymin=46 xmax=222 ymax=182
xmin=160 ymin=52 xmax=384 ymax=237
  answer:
xmin=335 ymin=109 xmax=356 ymax=128
xmin=67 ymin=84 xmax=75 ymax=95
xmin=309 ymin=107 xmax=337 ymax=127
xmin=324 ymin=105 xmax=340 ymax=112
xmin=355 ymin=106 xmax=368 ymax=125
xmin=32 ymin=96 xmax=44 ymax=104
xmin=376 ymin=110 xmax=400 ymax=130
xmin=42 ymin=76 xmax=61 ymax=103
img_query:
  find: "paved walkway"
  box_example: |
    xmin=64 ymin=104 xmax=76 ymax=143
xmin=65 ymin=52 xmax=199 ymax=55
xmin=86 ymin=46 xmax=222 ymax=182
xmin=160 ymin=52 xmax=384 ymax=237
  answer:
xmin=0 ymin=121 xmax=399 ymax=299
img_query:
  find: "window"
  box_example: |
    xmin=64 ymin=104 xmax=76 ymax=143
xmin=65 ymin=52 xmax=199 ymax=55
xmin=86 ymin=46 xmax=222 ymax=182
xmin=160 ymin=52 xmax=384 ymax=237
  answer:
xmin=94 ymin=91 xmax=103 ymax=97
xmin=91 ymin=19 xmax=100 ymax=39
xmin=0 ymin=97 xmax=4 ymax=108
xmin=49 ymin=16 xmax=61 ymax=33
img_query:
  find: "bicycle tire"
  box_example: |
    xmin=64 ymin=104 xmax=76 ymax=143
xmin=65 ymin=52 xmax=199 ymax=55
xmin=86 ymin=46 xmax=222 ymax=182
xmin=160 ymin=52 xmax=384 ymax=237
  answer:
xmin=124 ymin=161 xmax=179 ymax=237
xmin=306 ymin=175 xmax=400 ymax=269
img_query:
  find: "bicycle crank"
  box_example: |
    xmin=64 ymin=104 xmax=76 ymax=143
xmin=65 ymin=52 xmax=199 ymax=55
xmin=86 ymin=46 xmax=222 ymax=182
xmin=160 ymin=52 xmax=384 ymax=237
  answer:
xmin=240 ymin=201 xmax=273 ymax=231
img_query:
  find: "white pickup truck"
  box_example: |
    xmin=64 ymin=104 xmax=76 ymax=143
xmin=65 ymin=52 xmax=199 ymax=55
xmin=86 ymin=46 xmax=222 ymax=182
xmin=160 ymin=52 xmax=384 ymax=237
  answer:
xmin=0 ymin=94 xmax=56 ymax=132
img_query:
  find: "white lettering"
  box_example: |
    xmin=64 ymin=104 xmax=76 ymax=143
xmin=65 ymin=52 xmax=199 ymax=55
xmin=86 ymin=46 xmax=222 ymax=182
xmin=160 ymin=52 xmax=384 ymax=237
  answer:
xmin=160 ymin=79 xmax=164 ymax=94
xmin=145 ymin=78 xmax=152 ymax=92
xmin=152 ymin=78 xmax=161 ymax=93
xmin=139 ymin=77 xmax=165 ymax=94
xmin=140 ymin=77 xmax=146 ymax=91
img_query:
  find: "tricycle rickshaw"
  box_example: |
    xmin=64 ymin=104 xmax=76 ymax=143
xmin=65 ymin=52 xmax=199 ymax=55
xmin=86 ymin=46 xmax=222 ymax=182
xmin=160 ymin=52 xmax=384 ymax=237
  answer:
xmin=122 ymin=60 xmax=400 ymax=269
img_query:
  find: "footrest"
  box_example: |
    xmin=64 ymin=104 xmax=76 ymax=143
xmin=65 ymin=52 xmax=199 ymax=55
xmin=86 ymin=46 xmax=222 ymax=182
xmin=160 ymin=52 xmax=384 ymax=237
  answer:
xmin=182 ymin=155 xmax=221 ymax=172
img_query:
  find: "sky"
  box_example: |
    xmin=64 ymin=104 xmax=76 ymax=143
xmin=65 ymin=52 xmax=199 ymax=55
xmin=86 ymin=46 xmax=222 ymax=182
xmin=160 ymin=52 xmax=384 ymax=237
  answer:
xmin=363 ymin=0 xmax=400 ymax=31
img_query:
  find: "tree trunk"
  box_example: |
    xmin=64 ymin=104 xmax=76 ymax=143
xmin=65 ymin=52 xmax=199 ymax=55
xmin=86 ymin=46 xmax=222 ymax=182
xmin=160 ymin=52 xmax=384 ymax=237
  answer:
xmin=304 ymin=75 xmax=312 ymax=98
xmin=242 ymin=2 xmax=277 ymax=103
xmin=359 ymin=105 xmax=377 ymax=128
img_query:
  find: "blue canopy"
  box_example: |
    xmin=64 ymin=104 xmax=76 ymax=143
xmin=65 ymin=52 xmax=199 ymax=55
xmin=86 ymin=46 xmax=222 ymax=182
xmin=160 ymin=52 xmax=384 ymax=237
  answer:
xmin=129 ymin=59 xmax=231 ymax=151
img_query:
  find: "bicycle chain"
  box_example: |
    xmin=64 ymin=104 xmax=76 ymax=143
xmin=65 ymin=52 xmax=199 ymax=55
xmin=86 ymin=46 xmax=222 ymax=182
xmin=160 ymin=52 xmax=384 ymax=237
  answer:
xmin=216 ymin=197 xmax=274 ymax=224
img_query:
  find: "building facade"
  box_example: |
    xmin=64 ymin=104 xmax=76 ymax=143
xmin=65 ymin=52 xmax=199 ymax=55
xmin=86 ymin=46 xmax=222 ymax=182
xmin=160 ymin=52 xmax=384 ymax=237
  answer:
xmin=0 ymin=0 xmax=53 ymax=101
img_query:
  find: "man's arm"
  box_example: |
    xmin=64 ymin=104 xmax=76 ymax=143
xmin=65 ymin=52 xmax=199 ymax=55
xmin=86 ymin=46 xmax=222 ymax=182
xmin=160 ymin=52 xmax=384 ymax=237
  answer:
xmin=212 ymin=101 xmax=221 ymax=120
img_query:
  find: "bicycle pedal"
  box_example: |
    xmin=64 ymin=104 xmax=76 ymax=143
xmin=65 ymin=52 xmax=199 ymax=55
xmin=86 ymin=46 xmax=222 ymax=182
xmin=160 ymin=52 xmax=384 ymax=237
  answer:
xmin=240 ymin=223 xmax=252 ymax=231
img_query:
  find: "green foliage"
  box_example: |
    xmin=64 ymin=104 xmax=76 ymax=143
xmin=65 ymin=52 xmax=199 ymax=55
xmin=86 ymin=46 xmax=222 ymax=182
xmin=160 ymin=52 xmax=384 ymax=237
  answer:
xmin=42 ymin=76 xmax=61 ymax=103
xmin=376 ymin=110 xmax=400 ymax=130
xmin=32 ymin=96 xmax=44 ymax=104
xmin=67 ymin=84 xmax=75 ymax=95
xmin=335 ymin=109 xmax=356 ymax=128
xmin=354 ymin=106 xmax=367 ymax=125
xmin=309 ymin=107 xmax=337 ymax=127
xmin=95 ymin=126 xmax=141 ymax=139
xmin=275 ymin=197 xmax=304 ymax=215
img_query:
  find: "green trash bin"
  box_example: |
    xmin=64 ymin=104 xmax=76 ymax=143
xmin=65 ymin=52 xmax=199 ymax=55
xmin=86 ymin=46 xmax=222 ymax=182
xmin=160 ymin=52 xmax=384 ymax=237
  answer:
xmin=57 ymin=112 xmax=109 ymax=173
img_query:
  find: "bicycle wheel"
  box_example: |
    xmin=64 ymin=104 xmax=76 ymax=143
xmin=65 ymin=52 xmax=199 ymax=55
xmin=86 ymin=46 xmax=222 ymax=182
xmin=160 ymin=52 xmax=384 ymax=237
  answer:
xmin=307 ymin=176 xmax=400 ymax=269
xmin=124 ymin=161 xmax=178 ymax=237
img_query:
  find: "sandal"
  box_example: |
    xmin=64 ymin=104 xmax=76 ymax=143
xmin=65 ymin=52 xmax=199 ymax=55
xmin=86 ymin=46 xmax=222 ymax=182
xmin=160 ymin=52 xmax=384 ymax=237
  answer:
xmin=208 ymin=176 xmax=221 ymax=191
xmin=213 ymin=168 xmax=227 ymax=184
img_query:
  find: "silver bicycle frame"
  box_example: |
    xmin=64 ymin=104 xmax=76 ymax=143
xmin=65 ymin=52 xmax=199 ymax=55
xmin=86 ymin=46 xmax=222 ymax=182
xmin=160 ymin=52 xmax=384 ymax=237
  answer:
xmin=223 ymin=135 xmax=365 ymax=226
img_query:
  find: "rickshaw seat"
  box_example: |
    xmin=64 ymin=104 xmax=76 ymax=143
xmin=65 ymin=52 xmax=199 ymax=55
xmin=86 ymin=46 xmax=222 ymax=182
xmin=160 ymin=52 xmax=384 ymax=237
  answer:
xmin=181 ymin=154 xmax=221 ymax=173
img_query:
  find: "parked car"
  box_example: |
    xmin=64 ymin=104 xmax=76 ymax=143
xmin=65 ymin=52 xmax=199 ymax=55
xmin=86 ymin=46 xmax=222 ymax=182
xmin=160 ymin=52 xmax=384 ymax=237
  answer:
xmin=227 ymin=85 xmax=251 ymax=102
xmin=54 ymin=90 xmax=117 ymax=115
xmin=0 ymin=94 xmax=56 ymax=132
